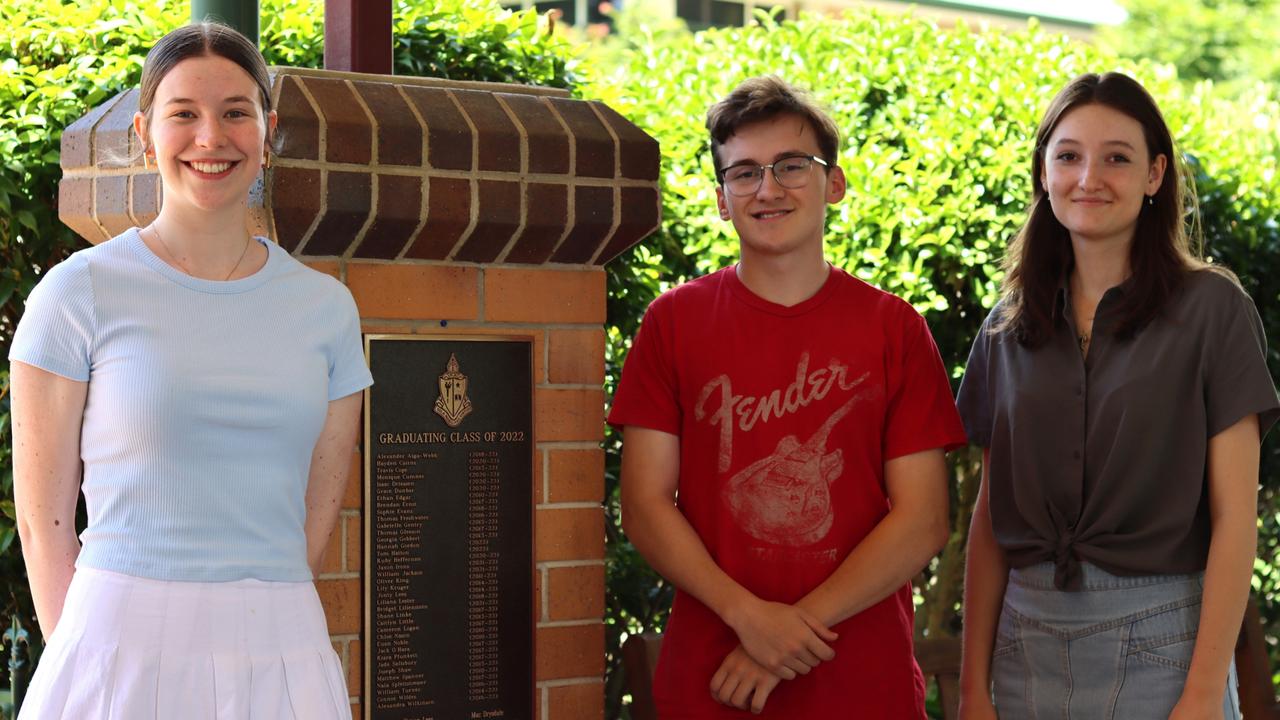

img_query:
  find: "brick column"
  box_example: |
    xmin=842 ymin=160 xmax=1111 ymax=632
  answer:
xmin=59 ymin=67 xmax=660 ymax=720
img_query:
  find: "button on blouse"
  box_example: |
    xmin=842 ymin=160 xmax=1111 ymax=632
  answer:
xmin=957 ymin=270 xmax=1279 ymax=590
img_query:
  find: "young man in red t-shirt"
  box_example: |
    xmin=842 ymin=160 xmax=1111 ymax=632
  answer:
xmin=608 ymin=77 xmax=967 ymax=718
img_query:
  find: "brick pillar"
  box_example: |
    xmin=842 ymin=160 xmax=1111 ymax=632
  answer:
xmin=59 ymin=67 xmax=660 ymax=720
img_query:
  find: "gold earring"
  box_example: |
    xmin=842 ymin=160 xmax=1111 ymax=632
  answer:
xmin=263 ymin=151 xmax=272 ymax=169
xmin=144 ymin=152 xmax=155 ymax=171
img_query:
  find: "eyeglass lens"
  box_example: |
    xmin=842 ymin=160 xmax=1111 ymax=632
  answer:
xmin=724 ymin=156 xmax=814 ymax=195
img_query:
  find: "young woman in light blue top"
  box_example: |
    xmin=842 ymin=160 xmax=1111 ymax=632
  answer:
xmin=9 ymin=23 xmax=371 ymax=719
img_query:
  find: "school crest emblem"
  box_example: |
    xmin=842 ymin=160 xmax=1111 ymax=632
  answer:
xmin=434 ymin=353 xmax=473 ymax=427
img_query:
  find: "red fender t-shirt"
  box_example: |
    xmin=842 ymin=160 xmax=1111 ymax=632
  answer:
xmin=609 ymin=265 xmax=966 ymax=719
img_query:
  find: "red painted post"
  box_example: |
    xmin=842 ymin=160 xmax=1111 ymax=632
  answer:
xmin=324 ymin=0 xmax=392 ymax=74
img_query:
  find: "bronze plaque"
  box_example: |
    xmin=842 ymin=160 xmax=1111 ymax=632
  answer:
xmin=363 ymin=335 xmax=534 ymax=720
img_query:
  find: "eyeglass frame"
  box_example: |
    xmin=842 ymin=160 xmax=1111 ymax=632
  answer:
xmin=715 ymin=153 xmax=832 ymax=196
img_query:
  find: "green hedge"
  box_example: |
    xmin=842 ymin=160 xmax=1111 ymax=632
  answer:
xmin=586 ymin=10 xmax=1280 ymax=717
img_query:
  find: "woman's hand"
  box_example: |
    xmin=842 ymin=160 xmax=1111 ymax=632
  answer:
xmin=1167 ymin=692 xmax=1224 ymax=720
xmin=958 ymin=694 xmax=1000 ymax=720
xmin=710 ymin=644 xmax=783 ymax=714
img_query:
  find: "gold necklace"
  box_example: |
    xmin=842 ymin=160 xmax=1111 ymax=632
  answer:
xmin=150 ymin=223 xmax=252 ymax=281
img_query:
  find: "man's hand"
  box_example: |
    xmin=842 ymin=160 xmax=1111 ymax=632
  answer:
xmin=710 ymin=645 xmax=783 ymax=714
xmin=726 ymin=598 xmax=837 ymax=678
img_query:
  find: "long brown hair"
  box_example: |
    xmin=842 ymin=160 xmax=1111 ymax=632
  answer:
xmin=994 ymin=72 xmax=1207 ymax=346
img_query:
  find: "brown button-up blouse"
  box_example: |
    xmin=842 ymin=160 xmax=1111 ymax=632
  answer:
xmin=957 ymin=270 xmax=1279 ymax=590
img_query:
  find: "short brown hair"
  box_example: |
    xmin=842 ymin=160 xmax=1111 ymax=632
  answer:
xmin=138 ymin=22 xmax=273 ymax=122
xmin=705 ymin=76 xmax=841 ymax=177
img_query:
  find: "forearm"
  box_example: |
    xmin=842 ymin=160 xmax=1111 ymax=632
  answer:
xmin=18 ymin=525 xmax=79 ymax=638
xmin=304 ymin=496 xmax=344 ymax=574
xmin=303 ymin=393 xmax=362 ymax=576
xmin=796 ymin=503 xmax=946 ymax=627
xmin=958 ymin=498 xmax=1008 ymax=700
xmin=1182 ymin=515 xmax=1255 ymax=700
xmin=625 ymin=498 xmax=757 ymax=624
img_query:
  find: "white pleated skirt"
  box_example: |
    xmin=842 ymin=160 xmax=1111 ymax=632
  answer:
xmin=19 ymin=566 xmax=351 ymax=720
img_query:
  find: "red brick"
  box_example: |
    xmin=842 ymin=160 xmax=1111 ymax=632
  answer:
xmin=454 ymin=179 xmax=520 ymax=263
xmin=596 ymin=185 xmax=661 ymax=266
xmin=61 ymin=91 xmax=121 ymax=170
xmin=319 ymin=521 xmax=343 ymax=574
xmin=549 ymin=681 xmax=604 ymax=720
xmin=548 ymin=449 xmax=605 ymax=504
xmin=484 ymin=268 xmax=605 ymax=324
xmin=306 ymin=261 xmax=342 ymax=280
xmin=353 ymin=174 xmax=422 ymax=259
xmin=501 ymin=94 xmax=570 ymax=175
xmin=594 ymin=101 xmax=660 ymax=181
xmin=550 ymin=98 xmax=614 ymax=179
xmin=316 ymin=578 xmax=361 ymax=634
xmin=536 ymin=448 xmax=546 ymax=503
xmin=306 ymin=171 xmax=371 ymax=256
xmin=548 ymin=328 xmax=605 ymax=385
xmin=58 ymin=177 xmax=108 ymax=245
xmin=360 ymin=323 xmax=415 ymax=335
xmin=349 ymin=637 xmax=362 ymax=697
xmin=303 ymin=77 xmax=372 ymax=165
xmin=347 ymin=263 xmax=479 ymax=320
xmin=551 ymin=186 xmax=614 ymax=264
xmin=453 ymin=90 xmax=521 ymax=172
xmin=269 ymin=166 xmax=321 ymax=253
xmin=130 ymin=172 xmax=161 ymax=227
xmin=401 ymin=86 xmax=473 ymax=171
xmin=94 ymin=87 xmax=139 ymax=170
xmin=345 ymin=514 xmax=361 ymax=573
xmin=534 ymin=568 xmax=544 ymax=622
xmin=535 ymin=388 xmax=605 ymax=443
xmin=535 ymin=507 xmax=604 ymax=562
xmin=343 ymin=450 xmax=362 ymax=509
xmin=277 ymin=75 xmax=320 ymax=161
xmin=548 ymin=565 xmax=604 ymax=621
xmin=504 ymin=183 xmax=568 ymax=264
xmin=535 ymin=624 xmax=605 ymax=680
xmin=404 ymin=176 xmax=471 ymax=260
xmin=95 ymin=175 xmax=131 ymax=237
xmin=358 ymin=83 xmax=422 ymax=167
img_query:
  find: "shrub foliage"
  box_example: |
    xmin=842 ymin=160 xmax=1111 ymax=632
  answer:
xmin=587 ymin=10 xmax=1280 ymax=716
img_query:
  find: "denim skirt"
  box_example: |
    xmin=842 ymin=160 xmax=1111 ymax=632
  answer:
xmin=991 ymin=562 xmax=1240 ymax=720
xmin=19 ymin=566 xmax=351 ymax=720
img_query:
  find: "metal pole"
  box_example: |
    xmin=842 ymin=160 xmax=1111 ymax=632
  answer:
xmin=191 ymin=0 xmax=260 ymax=46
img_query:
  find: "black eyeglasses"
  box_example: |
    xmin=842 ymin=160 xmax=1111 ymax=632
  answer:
xmin=718 ymin=154 xmax=830 ymax=196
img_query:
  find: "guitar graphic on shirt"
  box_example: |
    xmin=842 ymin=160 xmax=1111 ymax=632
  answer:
xmin=723 ymin=393 xmax=859 ymax=546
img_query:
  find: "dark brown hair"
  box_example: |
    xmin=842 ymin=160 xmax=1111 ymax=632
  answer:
xmin=138 ymin=22 xmax=272 ymax=122
xmin=994 ymin=72 xmax=1213 ymax=346
xmin=705 ymin=76 xmax=841 ymax=178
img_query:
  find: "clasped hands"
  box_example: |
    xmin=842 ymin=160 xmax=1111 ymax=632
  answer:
xmin=710 ymin=599 xmax=838 ymax=714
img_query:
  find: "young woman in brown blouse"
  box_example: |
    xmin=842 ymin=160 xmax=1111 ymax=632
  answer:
xmin=956 ymin=72 xmax=1279 ymax=720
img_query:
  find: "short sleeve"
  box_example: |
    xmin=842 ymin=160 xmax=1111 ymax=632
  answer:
xmin=326 ymin=284 xmax=373 ymax=401
xmin=883 ymin=309 xmax=967 ymax=459
xmin=955 ymin=313 xmax=995 ymax=447
xmin=607 ymin=294 xmax=681 ymax=435
xmin=8 ymin=253 xmax=95 ymax=382
xmin=1205 ymin=283 xmax=1279 ymax=439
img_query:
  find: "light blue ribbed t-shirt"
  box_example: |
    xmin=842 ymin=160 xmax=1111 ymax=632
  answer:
xmin=9 ymin=228 xmax=373 ymax=582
